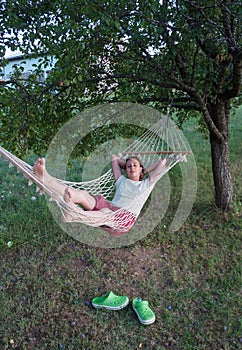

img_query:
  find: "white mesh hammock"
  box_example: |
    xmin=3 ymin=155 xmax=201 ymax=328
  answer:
xmin=0 ymin=114 xmax=192 ymax=235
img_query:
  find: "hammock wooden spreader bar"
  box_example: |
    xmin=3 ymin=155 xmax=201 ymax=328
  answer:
xmin=0 ymin=145 xmax=55 ymax=197
xmin=125 ymin=151 xmax=192 ymax=155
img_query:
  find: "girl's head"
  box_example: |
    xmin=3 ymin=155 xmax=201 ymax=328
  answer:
xmin=125 ymin=157 xmax=145 ymax=181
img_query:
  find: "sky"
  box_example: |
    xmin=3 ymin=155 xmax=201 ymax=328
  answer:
xmin=5 ymin=47 xmax=22 ymax=58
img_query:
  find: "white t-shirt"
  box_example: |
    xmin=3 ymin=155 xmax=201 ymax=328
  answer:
xmin=111 ymin=175 xmax=155 ymax=215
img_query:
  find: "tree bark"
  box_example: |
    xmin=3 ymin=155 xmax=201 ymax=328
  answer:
xmin=209 ymin=101 xmax=233 ymax=210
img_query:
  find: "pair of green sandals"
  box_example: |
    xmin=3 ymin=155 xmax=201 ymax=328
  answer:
xmin=92 ymin=291 xmax=155 ymax=325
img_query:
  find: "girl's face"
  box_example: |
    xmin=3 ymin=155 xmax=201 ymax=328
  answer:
xmin=125 ymin=158 xmax=143 ymax=181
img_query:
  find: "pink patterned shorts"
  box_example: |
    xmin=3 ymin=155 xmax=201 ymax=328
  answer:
xmin=93 ymin=195 xmax=120 ymax=211
xmin=93 ymin=196 xmax=136 ymax=236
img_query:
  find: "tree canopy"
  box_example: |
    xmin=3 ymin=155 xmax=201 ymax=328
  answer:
xmin=0 ymin=0 xmax=241 ymax=209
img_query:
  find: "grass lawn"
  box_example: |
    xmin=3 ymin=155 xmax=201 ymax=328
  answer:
xmin=0 ymin=107 xmax=241 ymax=350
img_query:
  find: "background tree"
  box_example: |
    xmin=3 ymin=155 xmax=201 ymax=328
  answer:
xmin=0 ymin=0 xmax=241 ymax=210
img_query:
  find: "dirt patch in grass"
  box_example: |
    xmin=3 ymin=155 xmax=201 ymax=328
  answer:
xmin=1 ymin=224 xmax=241 ymax=350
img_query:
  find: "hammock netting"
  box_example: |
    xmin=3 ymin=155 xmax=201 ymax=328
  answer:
xmin=0 ymin=114 xmax=192 ymax=235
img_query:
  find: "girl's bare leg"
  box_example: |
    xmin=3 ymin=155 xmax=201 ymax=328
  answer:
xmin=63 ymin=187 xmax=113 ymax=225
xmin=34 ymin=158 xmax=114 ymax=226
xmin=33 ymin=158 xmax=66 ymax=197
xmin=33 ymin=158 xmax=96 ymax=210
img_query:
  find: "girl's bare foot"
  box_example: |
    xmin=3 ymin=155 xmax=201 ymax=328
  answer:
xmin=62 ymin=187 xmax=78 ymax=222
xmin=63 ymin=187 xmax=75 ymax=206
xmin=33 ymin=158 xmax=46 ymax=181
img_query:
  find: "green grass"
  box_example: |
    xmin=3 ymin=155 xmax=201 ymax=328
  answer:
xmin=0 ymin=107 xmax=241 ymax=350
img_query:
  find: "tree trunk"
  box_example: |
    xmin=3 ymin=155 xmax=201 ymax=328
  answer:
xmin=209 ymin=101 xmax=233 ymax=210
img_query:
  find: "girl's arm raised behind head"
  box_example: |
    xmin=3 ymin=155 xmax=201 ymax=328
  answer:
xmin=111 ymin=154 xmax=125 ymax=181
xmin=147 ymin=158 xmax=167 ymax=184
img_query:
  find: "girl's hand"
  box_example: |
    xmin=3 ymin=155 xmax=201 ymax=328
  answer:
xmin=111 ymin=154 xmax=120 ymax=161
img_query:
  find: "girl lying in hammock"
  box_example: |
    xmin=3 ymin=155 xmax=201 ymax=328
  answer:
xmin=33 ymin=154 xmax=167 ymax=235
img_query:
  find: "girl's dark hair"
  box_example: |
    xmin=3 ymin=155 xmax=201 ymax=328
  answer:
xmin=125 ymin=157 xmax=145 ymax=180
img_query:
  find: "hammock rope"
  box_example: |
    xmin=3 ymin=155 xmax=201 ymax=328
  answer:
xmin=0 ymin=114 xmax=192 ymax=234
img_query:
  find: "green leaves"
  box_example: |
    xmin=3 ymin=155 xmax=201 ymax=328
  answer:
xmin=0 ymin=0 xmax=241 ymax=157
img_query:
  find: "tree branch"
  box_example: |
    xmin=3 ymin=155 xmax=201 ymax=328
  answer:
xmin=221 ymin=1 xmax=237 ymax=50
xmin=221 ymin=49 xmax=242 ymax=98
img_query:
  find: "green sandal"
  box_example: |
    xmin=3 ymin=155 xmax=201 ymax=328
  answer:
xmin=132 ymin=297 xmax=156 ymax=325
xmin=91 ymin=291 xmax=129 ymax=310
